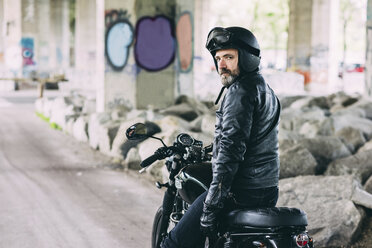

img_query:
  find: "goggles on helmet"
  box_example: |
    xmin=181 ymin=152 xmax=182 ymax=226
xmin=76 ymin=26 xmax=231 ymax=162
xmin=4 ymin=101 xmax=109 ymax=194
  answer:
xmin=206 ymin=27 xmax=260 ymax=57
xmin=205 ymin=27 xmax=233 ymax=52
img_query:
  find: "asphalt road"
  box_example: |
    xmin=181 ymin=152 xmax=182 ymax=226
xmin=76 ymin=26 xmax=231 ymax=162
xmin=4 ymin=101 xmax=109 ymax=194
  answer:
xmin=0 ymin=90 xmax=162 ymax=248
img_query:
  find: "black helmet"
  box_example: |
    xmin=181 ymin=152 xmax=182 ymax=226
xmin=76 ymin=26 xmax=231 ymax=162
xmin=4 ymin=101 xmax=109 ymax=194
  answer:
xmin=206 ymin=26 xmax=261 ymax=73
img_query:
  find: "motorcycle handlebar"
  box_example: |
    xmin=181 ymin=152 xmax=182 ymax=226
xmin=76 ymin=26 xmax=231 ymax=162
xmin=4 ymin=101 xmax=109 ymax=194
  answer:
xmin=140 ymin=154 xmax=160 ymax=168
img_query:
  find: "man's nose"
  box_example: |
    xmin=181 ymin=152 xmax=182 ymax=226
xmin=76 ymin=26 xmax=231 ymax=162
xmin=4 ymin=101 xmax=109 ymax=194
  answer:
xmin=218 ymin=59 xmax=226 ymax=69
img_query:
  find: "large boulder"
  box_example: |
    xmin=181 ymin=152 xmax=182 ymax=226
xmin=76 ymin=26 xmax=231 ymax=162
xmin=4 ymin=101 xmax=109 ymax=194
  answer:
xmin=88 ymin=112 xmax=112 ymax=150
xmin=278 ymin=176 xmax=366 ymax=247
xmin=325 ymin=150 xmax=372 ymax=183
xmin=279 ymin=144 xmax=318 ymax=179
xmin=111 ymin=119 xmax=160 ymax=159
xmin=280 ymin=107 xmax=326 ymax=132
xmin=72 ymin=115 xmax=89 ymax=142
xmin=318 ymin=115 xmax=372 ymax=139
xmin=98 ymin=121 xmax=121 ymax=156
xmin=336 ymin=126 xmax=366 ymax=153
xmin=298 ymin=137 xmax=351 ymax=174
xmin=159 ymin=103 xmax=199 ymax=121
xmin=358 ymin=140 xmax=372 ymax=153
xmin=201 ymin=114 xmax=216 ymax=136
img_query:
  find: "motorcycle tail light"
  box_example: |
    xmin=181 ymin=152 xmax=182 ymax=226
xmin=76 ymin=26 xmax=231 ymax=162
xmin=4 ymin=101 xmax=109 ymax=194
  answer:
xmin=295 ymin=233 xmax=309 ymax=247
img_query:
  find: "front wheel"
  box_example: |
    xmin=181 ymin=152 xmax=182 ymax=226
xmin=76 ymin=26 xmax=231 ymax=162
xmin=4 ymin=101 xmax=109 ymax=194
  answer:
xmin=152 ymin=206 xmax=165 ymax=248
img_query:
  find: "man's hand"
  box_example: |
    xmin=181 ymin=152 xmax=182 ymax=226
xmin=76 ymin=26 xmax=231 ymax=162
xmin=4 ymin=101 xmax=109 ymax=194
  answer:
xmin=200 ymin=205 xmax=218 ymax=241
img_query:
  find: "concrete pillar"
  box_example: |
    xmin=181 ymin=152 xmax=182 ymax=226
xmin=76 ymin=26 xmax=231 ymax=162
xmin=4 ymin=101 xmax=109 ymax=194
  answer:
xmin=50 ymin=0 xmax=70 ymax=72
xmin=366 ymin=0 xmax=372 ymax=96
xmin=287 ymin=0 xmax=339 ymax=91
xmin=134 ymin=0 xmax=177 ymax=109
xmin=100 ymin=0 xmax=195 ymax=112
xmin=3 ymin=0 xmax=22 ymax=77
xmin=35 ymin=0 xmax=51 ymax=75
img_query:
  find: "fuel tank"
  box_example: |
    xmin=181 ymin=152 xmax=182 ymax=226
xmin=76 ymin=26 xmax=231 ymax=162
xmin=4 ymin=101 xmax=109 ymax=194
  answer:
xmin=175 ymin=162 xmax=212 ymax=204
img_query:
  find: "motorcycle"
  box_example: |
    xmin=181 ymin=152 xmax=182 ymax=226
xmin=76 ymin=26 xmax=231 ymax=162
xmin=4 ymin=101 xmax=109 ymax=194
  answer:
xmin=126 ymin=123 xmax=314 ymax=248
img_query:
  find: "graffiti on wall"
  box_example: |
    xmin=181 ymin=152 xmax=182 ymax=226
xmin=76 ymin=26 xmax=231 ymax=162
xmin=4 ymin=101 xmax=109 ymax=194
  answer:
xmin=135 ymin=16 xmax=175 ymax=71
xmin=21 ymin=37 xmax=35 ymax=66
xmin=105 ymin=10 xmax=134 ymax=71
xmin=176 ymin=12 xmax=193 ymax=72
xmin=104 ymin=10 xmax=194 ymax=73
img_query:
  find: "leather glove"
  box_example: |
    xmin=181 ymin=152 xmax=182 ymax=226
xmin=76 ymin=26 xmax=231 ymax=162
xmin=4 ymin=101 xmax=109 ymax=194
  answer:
xmin=200 ymin=203 xmax=219 ymax=241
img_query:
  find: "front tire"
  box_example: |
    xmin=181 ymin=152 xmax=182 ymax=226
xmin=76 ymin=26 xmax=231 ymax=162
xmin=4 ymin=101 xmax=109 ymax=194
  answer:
xmin=152 ymin=206 xmax=165 ymax=248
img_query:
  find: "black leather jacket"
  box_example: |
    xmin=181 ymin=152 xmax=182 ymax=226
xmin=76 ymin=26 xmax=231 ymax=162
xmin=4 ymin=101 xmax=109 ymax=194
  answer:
xmin=204 ymin=71 xmax=280 ymax=210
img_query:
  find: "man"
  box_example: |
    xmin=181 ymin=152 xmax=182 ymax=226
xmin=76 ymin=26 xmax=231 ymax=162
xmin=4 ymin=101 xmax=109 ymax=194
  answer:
xmin=161 ymin=26 xmax=280 ymax=248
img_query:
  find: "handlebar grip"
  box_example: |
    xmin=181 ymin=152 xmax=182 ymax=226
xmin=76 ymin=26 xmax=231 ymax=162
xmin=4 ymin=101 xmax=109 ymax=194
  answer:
xmin=140 ymin=154 xmax=160 ymax=168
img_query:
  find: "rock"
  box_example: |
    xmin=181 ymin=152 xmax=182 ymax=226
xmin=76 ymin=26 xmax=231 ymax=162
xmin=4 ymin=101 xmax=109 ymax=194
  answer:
xmin=280 ymin=107 xmax=326 ymax=132
xmin=72 ymin=115 xmax=89 ymax=142
xmin=111 ymin=119 xmax=160 ymax=159
xmin=124 ymin=148 xmax=142 ymax=170
xmin=278 ymin=95 xmax=306 ymax=109
xmin=336 ymin=127 xmax=366 ymax=153
xmin=364 ymin=175 xmax=372 ymax=194
xmin=278 ymin=129 xmax=303 ymax=142
xmin=278 ymin=175 xmax=366 ymax=247
xmin=159 ymin=103 xmax=199 ymax=121
xmin=98 ymin=121 xmax=120 ymax=156
xmin=88 ymin=112 xmax=112 ymax=150
xmin=278 ymin=139 xmax=297 ymax=153
xmin=189 ymin=116 xmax=204 ymax=132
xmin=298 ymin=137 xmax=351 ymax=174
xmin=325 ymin=150 xmax=372 ymax=183
xmin=35 ymin=98 xmax=44 ymax=113
xmin=154 ymin=115 xmax=191 ymax=134
xmin=201 ymin=114 xmax=215 ymax=136
xmin=349 ymin=98 xmax=372 ymax=120
xmin=288 ymin=96 xmax=313 ymax=109
xmin=279 ymin=144 xmax=318 ymax=179
xmin=82 ymin=98 xmax=96 ymax=114
xmin=49 ymin=97 xmax=78 ymax=130
xmin=319 ymin=115 xmax=372 ymax=139
xmin=358 ymin=140 xmax=372 ymax=153
xmin=307 ymin=96 xmax=332 ymax=109
xmin=175 ymin=95 xmax=212 ymax=115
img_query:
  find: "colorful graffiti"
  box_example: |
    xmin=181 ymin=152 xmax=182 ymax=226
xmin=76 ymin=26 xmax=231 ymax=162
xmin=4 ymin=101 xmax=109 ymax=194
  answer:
xmin=21 ymin=37 xmax=35 ymax=66
xmin=105 ymin=10 xmax=133 ymax=71
xmin=176 ymin=12 xmax=193 ymax=72
xmin=135 ymin=16 xmax=175 ymax=71
xmin=104 ymin=11 xmax=194 ymax=73
xmin=106 ymin=20 xmax=134 ymax=71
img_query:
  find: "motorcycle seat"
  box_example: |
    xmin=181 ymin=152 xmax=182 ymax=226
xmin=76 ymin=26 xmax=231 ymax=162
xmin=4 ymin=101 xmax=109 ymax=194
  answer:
xmin=226 ymin=207 xmax=308 ymax=228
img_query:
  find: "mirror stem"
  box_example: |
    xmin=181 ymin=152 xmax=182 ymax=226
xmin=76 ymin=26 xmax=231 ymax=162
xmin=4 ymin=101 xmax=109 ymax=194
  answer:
xmin=150 ymin=136 xmax=167 ymax=147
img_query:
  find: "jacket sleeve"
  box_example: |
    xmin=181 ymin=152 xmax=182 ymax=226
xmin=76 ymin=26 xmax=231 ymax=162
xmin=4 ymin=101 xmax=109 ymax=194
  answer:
xmin=204 ymin=85 xmax=254 ymax=210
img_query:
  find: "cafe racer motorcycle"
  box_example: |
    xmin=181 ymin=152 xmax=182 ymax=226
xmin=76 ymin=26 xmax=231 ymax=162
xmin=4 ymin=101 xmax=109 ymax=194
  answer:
xmin=126 ymin=123 xmax=314 ymax=248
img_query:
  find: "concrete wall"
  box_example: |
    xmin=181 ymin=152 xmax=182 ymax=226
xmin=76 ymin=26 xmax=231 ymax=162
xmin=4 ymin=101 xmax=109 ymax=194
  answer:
xmin=366 ymin=0 xmax=372 ymax=96
xmin=100 ymin=0 xmax=195 ymax=111
xmin=287 ymin=0 xmax=339 ymax=90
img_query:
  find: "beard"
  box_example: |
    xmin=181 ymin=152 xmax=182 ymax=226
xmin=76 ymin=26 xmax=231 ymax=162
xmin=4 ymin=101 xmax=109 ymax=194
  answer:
xmin=219 ymin=68 xmax=240 ymax=86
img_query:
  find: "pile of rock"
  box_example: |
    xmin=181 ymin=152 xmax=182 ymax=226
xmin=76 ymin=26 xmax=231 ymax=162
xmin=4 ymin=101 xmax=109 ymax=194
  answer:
xmin=35 ymin=91 xmax=372 ymax=247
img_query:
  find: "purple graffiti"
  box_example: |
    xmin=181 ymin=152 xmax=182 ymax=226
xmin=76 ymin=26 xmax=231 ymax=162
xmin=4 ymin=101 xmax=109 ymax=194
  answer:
xmin=135 ymin=16 xmax=175 ymax=71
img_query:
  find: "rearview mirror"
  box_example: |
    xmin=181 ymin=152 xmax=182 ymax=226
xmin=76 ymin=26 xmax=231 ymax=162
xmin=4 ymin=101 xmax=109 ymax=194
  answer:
xmin=126 ymin=123 xmax=148 ymax=140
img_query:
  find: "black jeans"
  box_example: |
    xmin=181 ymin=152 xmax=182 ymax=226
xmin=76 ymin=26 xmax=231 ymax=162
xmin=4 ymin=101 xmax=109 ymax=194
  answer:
xmin=161 ymin=186 xmax=279 ymax=248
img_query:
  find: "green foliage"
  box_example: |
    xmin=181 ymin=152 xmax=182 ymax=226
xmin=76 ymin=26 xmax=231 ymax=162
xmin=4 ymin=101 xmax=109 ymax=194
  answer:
xmin=35 ymin=112 xmax=62 ymax=131
xmin=35 ymin=112 xmax=50 ymax=122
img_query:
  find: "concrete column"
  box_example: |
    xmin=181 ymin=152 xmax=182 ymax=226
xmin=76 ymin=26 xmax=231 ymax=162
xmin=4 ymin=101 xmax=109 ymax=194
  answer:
xmin=175 ymin=0 xmax=194 ymax=98
xmin=287 ymin=0 xmax=339 ymax=91
xmin=50 ymin=0 xmax=70 ymax=72
xmin=366 ymin=0 xmax=372 ymax=96
xmin=3 ymin=0 xmax=22 ymax=77
xmin=134 ymin=0 xmax=177 ymax=109
xmin=35 ymin=0 xmax=51 ymax=75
